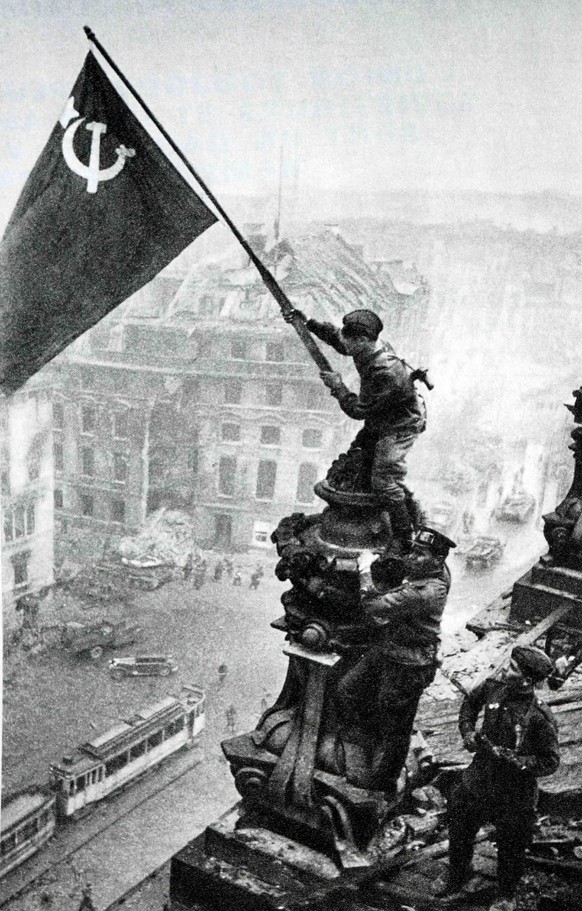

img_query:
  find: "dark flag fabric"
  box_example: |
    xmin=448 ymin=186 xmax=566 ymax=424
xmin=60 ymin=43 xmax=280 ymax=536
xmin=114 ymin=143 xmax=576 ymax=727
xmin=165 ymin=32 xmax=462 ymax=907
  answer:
xmin=0 ymin=52 xmax=217 ymax=392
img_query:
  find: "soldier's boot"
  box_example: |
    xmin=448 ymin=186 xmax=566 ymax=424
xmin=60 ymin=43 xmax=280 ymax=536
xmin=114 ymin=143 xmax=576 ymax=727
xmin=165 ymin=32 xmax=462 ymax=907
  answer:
xmin=431 ymin=866 xmax=475 ymax=898
xmin=382 ymin=497 xmax=414 ymax=556
xmin=403 ymin=486 xmax=427 ymax=532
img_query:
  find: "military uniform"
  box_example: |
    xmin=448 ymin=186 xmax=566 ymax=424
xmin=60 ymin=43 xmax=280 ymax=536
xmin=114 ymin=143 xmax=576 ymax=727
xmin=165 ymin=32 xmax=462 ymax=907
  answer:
xmin=337 ymin=529 xmax=453 ymax=796
xmin=305 ymin=313 xmax=425 ymax=530
xmin=447 ymin=671 xmax=560 ymax=902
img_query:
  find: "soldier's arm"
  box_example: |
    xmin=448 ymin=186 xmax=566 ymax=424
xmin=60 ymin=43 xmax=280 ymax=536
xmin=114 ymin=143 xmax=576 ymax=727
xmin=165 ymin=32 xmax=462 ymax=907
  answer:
xmin=518 ymin=708 xmax=560 ymax=777
xmin=458 ymin=680 xmax=490 ymax=739
xmin=304 ymin=319 xmax=349 ymax=355
xmin=359 ymin=581 xmax=421 ymax=627
xmin=360 ymin=578 xmax=448 ymax=624
xmin=332 ymin=360 xmax=402 ymax=419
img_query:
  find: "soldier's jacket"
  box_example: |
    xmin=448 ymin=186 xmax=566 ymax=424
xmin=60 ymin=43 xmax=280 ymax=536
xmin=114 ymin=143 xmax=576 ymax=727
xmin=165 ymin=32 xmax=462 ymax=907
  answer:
xmin=459 ymin=678 xmax=560 ymax=808
xmin=306 ymin=319 xmax=425 ymax=433
xmin=359 ymin=572 xmax=449 ymax=666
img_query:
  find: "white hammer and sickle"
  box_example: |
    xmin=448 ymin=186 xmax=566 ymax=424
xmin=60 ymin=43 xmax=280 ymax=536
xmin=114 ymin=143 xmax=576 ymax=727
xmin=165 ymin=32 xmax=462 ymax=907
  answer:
xmin=62 ymin=117 xmax=135 ymax=194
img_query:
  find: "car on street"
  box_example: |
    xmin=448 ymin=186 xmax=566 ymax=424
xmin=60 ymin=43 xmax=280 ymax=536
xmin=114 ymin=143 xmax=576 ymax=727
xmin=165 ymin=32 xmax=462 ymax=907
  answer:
xmin=494 ymin=492 xmax=536 ymax=523
xmin=108 ymin=655 xmax=178 ymax=680
xmin=62 ymin=618 xmax=141 ymax=660
xmin=465 ymin=535 xmax=505 ymax=570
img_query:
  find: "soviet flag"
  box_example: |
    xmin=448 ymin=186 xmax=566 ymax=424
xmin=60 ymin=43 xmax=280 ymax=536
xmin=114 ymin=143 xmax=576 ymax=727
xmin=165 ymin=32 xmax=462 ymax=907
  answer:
xmin=0 ymin=51 xmax=217 ymax=393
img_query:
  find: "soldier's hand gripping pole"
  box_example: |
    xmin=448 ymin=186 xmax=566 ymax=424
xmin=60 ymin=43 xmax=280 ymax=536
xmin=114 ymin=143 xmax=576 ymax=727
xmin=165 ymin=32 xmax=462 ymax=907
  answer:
xmin=251 ymin=260 xmax=333 ymax=373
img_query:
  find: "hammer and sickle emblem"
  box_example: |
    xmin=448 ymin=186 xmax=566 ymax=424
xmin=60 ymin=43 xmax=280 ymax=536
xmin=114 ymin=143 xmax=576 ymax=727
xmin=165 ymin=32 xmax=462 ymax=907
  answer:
xmin=61 ymin=101 xmax=136 ymax=194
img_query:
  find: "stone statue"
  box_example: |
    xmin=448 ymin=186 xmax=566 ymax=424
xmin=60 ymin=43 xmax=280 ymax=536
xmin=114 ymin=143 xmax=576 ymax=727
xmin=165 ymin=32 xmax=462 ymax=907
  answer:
xmin=222 ymin=462 xmax=453 ymax=869
xmin=543 ymin=387 xmax=582 ymax=568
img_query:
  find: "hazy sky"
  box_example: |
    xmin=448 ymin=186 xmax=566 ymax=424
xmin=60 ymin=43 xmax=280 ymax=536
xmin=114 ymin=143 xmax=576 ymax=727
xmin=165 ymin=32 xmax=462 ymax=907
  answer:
xmin=2 ymin=0 xmax=582 ymax=228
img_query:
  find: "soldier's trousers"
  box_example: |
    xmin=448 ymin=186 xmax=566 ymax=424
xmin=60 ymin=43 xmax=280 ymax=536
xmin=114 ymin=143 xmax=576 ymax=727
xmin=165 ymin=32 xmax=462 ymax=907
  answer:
xmin=350 ymin=426 xmax=420 ymax=497
xmin=447 ymin=780 xmax=535 ymax=898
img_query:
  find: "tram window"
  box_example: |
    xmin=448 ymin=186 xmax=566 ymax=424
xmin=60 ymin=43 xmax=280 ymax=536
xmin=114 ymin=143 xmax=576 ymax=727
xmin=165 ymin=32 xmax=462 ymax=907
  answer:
xmin=148 ymin=730 xmax=163 ymax=749
xmin=105 ymin=752 xmax=129 ymax=776
xmin=165 ymin=717 xmax=184 ymax=738
xmin=20 ymin=820 xmax=38 ymax=841
xmin=76 ymin=775 xmax=86 ymax=792
xmin=1 ymin=834 xmax=16 ymax=855
xmin=130 ymin=740 xmax=146 ymax=760
xmin=69 ymin=781 xmax=75 ymax=796
xmin=91 ymin=769 xmax=97 ymax=784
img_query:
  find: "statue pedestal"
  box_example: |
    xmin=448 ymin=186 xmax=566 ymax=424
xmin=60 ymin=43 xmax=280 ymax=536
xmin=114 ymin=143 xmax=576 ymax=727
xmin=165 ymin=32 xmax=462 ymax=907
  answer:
xmin=510 ymin=558 xmax=582 ymax=626
xmin=170 ymin=803 xmax=355 ymax=911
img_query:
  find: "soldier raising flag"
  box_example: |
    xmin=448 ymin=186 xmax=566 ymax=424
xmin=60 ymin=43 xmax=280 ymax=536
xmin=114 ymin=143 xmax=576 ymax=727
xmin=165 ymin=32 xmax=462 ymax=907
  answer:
xmin=0 ymin=24 xmax=428 ymax=440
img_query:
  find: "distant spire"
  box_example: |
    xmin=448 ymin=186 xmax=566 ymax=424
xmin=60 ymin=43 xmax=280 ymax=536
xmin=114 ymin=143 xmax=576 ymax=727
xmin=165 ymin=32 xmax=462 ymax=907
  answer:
xmin=274 ymin=145 xmax=283 ymax=242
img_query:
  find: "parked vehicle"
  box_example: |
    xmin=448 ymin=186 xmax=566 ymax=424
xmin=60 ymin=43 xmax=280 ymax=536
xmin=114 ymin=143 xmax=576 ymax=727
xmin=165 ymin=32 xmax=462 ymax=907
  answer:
xmin=108 ymin=655 xmax=178 ymax=680
xmin=0 ymin=786 xmax=56 ymax=877
xmin=465 ymin=535 xmax=505 ymax=569
xmin=50 ymin=685 xmax=205 ymax=819
xmin=494 ymin=492 xmax=536 ymax=523
xmin=454 ymin=534 xmax=476 ymax=556
xmin=99 ymin=559 xmax=176 ymax=591
xmin=61 ymin=618 xmax=141 ymax=660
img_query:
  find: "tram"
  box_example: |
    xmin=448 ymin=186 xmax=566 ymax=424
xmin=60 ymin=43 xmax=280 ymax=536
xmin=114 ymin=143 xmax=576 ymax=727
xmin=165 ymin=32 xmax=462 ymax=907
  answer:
xmin=0 ymin=786 xmax=56 ymax=877
xmin=50 ymin=684 xmax=205 ymax=818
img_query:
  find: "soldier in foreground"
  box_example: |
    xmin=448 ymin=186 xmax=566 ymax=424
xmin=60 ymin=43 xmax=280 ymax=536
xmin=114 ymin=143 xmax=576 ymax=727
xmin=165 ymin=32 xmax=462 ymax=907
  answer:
xmin=284 ymin=307 xmax=426 ymax=551
xmin=337 ymin=526 xmax=454 ymax=799
xmin=433 ymin=645 xmax=560 ymax=911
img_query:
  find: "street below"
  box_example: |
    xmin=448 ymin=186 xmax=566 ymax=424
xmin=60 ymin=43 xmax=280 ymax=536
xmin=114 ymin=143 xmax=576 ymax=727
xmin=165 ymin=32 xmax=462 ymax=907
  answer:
xmin=1 ymin=515 xmax=547 ymax=909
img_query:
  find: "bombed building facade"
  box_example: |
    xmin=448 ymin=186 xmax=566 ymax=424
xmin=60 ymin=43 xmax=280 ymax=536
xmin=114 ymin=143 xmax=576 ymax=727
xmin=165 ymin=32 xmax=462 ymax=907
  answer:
xmin=51 ymin=229 xmax=429 ymax=553
xmin=1 ymin=378 xmax=55 ymax=625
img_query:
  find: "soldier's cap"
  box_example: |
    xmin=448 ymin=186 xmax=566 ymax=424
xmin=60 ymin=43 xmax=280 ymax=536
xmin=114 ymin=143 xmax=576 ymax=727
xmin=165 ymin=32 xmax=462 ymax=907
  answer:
xmin=341 ymin=309 xmax=383 ymax=339
xmin=511 ymin=645 xmax=554 ymax=682
xmin=413 ymin=526 xmax=457 ymax=559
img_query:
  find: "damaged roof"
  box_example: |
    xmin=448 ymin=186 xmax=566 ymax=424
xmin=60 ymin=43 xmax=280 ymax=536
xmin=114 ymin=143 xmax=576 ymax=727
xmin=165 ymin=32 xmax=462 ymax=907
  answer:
xmin=123 ymin=229 xmax=398 ymax=326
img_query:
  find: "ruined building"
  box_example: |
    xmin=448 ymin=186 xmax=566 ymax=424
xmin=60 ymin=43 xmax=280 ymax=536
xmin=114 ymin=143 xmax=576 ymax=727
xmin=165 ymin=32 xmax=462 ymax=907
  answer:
xmin=51 ymin=228 xmax=429 ymax=552
xmin=1 ymin=377 xmax=55 ymax=627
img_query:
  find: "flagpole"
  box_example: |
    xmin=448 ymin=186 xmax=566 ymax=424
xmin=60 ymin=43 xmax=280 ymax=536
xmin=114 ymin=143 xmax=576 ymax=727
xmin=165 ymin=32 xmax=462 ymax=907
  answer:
xmin=83 ymin=27 xmax=332 ymax=374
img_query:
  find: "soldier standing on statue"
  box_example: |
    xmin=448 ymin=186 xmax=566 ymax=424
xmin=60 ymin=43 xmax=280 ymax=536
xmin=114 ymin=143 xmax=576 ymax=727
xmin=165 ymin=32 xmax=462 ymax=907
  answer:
xmin=284 ymin=307 xmax=427 ymax=551
xmin=433 ymin=646 xmax=559 ymax=911
xmin=335 ymin=527 xmax=454 ymax=799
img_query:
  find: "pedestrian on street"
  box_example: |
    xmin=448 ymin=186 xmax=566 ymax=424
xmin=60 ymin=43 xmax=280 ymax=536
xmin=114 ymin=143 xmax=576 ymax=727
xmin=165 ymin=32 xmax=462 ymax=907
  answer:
xmin=284 ymin=306 xmax=427 ymax=552
xmin=224 ymin=555 xmax=234 ymax=577
xmin=232 ymin=569 xmax=242 ymax=586
xmin=77 ymin=884 xmax=96 ymax=911
xmin=226 ymin=704 xmax=236 ymax=734
xmin=249 ymin=569 xmax=262 ymax=589
xmin=193 ymin=565 xmax=206 ymax=590
xmin=182 ymin=552 xmax=193 ymax=581
xmin=218 ymin=662 xmax=227 ymax=684
xmin=337 ymin=526 xmax=454 ymax=800
xmin=432 ymin=645 xmax=559 ymax=911
xmin=213 ymin=559 xmax=224 ymax=582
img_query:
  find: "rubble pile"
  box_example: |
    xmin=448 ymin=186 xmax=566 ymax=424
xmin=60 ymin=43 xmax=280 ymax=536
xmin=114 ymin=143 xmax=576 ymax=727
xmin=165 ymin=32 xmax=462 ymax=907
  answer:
xmin=57 ymin=562 xmax=135 ymax=605
xmin=117 ymin=509 xmax=197 ymax=568
xmin=530 ymin=816 xmax=582 ymax=863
